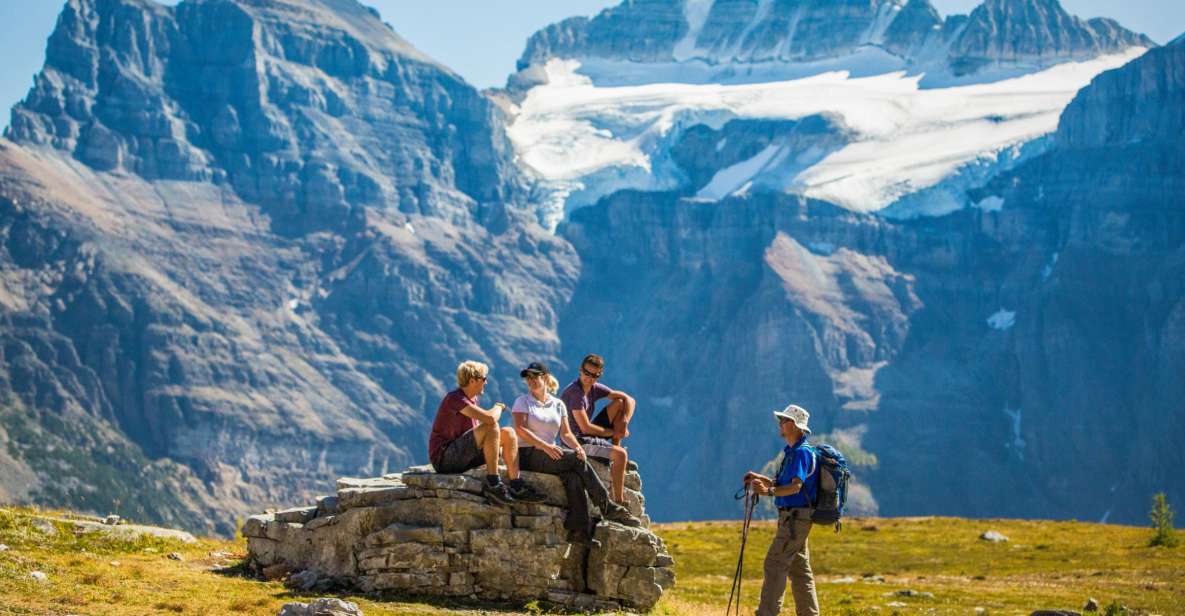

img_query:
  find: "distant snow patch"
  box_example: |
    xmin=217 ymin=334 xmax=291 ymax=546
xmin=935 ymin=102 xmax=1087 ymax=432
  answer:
xmin=1003 ymin=406 xmax=1026 ymax=460
xmin=672 ymin=0 xmax=715 ymax=62
xmin=974 ymin=196 xmax=1004 ymax=212
xmin=403 ymin=222 xmax=416 ymax=234
xmin=715 ymin=137 xmax=728 ymax=152
xmin=697 ymin=144 xmax=781 ymax=200
xmin=987 ymin=309 xmax=1016 ymax=330
xmin=1041 ymin=252 xmax=1059 ymax=281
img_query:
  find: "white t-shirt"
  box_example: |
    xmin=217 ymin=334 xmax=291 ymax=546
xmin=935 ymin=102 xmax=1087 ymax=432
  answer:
xmin=512 ymin=393 xmax=566 ymax=447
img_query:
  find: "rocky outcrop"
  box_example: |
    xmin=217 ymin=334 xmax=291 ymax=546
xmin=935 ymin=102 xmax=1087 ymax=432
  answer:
xmin=244 ymin=462 xmax=674 ymax=611
xmin=0 ymin=0 xmax=573 ymax=536
xmin=513 ymin=0 xmax=1151 ymax=79
xmin=947 ymin=0 xmax=1155 ymax=75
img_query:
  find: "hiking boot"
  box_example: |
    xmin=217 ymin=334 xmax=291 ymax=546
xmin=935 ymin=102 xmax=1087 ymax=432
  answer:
xmin=508 ymin=481 xmax=547 ymax=503
xmin=482 ymin=480 xmax=515 ymax=507
xmin=602 ymin=506 xmax=642 ymax=527
xmin=566 ymin=529 xmax=602 ymax=548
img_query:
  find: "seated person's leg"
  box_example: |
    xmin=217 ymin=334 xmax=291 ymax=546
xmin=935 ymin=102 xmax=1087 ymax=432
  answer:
xmin=609 ymin=445 xmax=628 ymax=503
xmin=595 ymin=399 xmax=633 ymax=444
xmin=433 ymin=428 xmax=485 ymax=474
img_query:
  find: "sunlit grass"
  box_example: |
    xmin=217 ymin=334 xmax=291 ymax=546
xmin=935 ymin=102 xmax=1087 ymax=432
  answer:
xmin=1 ymin=507 xmax=1182 ymax=615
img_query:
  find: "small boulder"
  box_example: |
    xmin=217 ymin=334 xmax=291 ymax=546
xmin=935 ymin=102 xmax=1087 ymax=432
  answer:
xmin=285 ymin=569 xmax=319 ymax=591
xmin=979 ymin=530 xmax=1009 ymax=542
xmin=103 ymin=515 xmax=121 ymax=526
xmin=30 ymin=571 xmax=48 ymax=583
xmin=1030 ymin=611 xmax=1082 ymax=616
xmin=262 ymin=563 xmax=292 ymax=580
xmin=895 ymin=589 xmax=935 ymax=598
xmin=1083 ymin=598 xmax=1100 ymax=612
xmin=167 ymin=552 xmax=184 ymax=561
xmin=0 ymin=543 xmax=9 ymax=552
xmin=277 ymin=598 xmax=363 ymax=616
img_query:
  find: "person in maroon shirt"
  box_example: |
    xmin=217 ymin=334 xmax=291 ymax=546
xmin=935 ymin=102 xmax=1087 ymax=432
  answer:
xmin=560 ymin=354 xmax=635 ymax=504
xmin=428 ymin=360 xmax=544 ymax=505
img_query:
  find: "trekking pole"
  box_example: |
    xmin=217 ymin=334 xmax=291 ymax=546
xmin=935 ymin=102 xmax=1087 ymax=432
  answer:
xmin=725 ymin=484 xmax=760 ymax=616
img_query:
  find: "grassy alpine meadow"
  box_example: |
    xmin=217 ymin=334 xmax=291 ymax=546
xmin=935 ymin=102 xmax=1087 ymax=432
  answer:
xmin=1 ymin=507 xmax=1183 ymax=615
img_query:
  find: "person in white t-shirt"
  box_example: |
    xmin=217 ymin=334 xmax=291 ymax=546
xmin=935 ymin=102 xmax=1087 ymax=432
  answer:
xmin=512 ymin=361 xmax=641 ymax=543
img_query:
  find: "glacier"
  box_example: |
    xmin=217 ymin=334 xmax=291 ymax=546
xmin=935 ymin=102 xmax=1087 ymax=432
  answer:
xmin=508 ymin=48 xmax=1147 ymax=224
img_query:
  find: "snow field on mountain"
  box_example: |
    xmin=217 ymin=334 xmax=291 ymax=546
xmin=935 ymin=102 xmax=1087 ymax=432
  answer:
xmin=508 ymin=48 xmax=1146 ymax=217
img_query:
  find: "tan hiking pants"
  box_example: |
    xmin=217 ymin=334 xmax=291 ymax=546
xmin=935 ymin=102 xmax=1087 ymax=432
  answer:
xmin=755 ymin=508 xmax=819 ymax=616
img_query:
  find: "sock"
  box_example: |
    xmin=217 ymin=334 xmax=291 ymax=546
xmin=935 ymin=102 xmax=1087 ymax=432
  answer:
xmin=485 ymin=474 xmax=501 ymax=486
xmin=509 ymin=477 xmax=525 ymax=489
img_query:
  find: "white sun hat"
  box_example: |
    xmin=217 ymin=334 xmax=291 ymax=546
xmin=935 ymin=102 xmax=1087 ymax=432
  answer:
xmin=773 ymin=403 xmax=811 ymax=434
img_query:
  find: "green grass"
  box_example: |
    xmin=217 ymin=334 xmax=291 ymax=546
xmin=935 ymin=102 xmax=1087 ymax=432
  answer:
xmin=658 ymin=516 xmax=1185 ymax=615
xmin=1 ymin=507 xmax=1182 ymax=615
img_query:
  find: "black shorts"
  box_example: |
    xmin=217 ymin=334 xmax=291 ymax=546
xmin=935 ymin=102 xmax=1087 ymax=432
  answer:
xmin=431 ymin=428 xmax=484 ymax=474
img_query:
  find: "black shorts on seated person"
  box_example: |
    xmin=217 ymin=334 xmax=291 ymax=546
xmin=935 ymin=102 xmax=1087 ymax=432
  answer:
xmin=431 ymin=428 xmax=484 ymax=474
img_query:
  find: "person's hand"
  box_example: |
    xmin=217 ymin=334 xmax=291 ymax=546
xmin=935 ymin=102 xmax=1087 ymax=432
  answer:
xmin=574 ymin=446 xmax=587 ymax=461
xmin=545 ymin=444 xmax=564 ymax=461
xmin=491 ymin=403 xmax=504 ymax=420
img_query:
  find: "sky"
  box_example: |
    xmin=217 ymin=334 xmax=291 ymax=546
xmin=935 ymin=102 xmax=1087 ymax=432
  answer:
xmin=1 ymin=0 xmax=1182 ymax=132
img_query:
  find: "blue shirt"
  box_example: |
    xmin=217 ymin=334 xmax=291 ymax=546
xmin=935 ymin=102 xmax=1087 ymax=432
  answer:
xmin=774 ymin=437 xmax=819 ymax=508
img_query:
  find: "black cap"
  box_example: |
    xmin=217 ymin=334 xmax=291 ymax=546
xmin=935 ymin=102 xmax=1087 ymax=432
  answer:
xmin=520 ymin=361 xmax=550 ymax=378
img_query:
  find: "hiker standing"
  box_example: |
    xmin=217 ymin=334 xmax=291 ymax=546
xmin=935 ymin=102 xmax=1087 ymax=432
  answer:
xmin=745 ymin=404 xmax=821 ymax=616
xmin=560 ymin=353 xmax=633 ymax=503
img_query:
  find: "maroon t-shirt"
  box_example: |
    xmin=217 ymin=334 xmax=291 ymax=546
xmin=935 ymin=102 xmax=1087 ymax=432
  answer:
xmin=560 ymin=379 xmax=612 ymax=438
xmin=428 ymin=388 xmax=479 ymax=464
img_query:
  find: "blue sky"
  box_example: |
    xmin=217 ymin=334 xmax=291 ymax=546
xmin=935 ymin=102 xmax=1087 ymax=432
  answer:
xmin=1 ymin=1 xmax=1182 ymax=132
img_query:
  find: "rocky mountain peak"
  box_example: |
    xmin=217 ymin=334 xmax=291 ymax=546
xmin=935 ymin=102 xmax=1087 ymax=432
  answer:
xmin=514 ymin=0 xmax=1152 ymax=82
xmin=7 ymin=0 xmax=525 ymax=233
xmin=947 ymin=0 xmax=1155 ymax=75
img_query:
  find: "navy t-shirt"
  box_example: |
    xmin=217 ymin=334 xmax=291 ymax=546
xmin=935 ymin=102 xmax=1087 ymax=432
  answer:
xmin=774 ymin=436 xmax=819 ymax=508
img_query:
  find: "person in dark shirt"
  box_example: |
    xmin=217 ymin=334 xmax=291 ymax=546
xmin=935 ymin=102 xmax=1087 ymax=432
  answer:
xmin=559 ymin=354 xmax=634 ymax=503
xmin=743 ymin=404 xmax=821 ymax=616
xmin=428 ymin=360 xmax=544 ymax=505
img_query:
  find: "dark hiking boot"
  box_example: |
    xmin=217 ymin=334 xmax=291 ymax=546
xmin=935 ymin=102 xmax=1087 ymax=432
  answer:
xmin=567 ymin=528 xmax=602 ymax=548
xmin=482 ymin=480 xmax=515 ymax=507
xmin=508 ymin=480 xmax=547 ymax=503
xmin=602 ymin=506 xmax=642 ymax=527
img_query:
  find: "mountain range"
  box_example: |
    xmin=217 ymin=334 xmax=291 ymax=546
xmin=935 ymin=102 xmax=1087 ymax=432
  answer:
xmin=0 ymin=0 xmax=1181 ymax=533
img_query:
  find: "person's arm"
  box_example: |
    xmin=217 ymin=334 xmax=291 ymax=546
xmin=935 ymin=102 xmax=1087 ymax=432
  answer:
xmin=558 ymin=412 xmax=586 ymax=461
xmin=606 ymin=389 xmax=634 ymax=406
xmin=513 ymin=412 xmax=554 ymax=449
xmin=765 ymin=477 xmax=803 ymax=497
xmin=460 ymin=402 xmax=504 ymax=425
xmin=569 ymin=407 xmax=614 ymax=438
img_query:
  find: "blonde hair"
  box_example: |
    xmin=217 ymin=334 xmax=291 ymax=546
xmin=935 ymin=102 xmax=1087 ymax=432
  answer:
xmin=456 ymin=360 xmax=489 ymax=388
xmin=524 ymin=372 xmax=560 ymax=394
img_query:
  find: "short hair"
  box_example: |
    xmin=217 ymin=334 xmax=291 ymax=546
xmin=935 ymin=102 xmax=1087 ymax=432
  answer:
xmin=456 ymin=360 xmax=489 ymax=388
xmin=582 ymin=354 xmax=604 ymax=370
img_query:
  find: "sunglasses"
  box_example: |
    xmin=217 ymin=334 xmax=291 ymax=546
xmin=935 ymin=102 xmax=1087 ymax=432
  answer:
xmin=581 ymin=367 xmax=603 ymax=379
xmin=474 ymin=376 xmax=487 ymax=382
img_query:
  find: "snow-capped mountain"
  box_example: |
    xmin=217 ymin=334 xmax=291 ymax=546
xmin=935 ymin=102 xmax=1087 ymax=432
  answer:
xmin=507 ymin=0 xmax=1154 ymax=224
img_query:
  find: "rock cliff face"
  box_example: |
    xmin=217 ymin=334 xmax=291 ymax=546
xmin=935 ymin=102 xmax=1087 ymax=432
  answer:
xmin=0 ymin=0 xmax=573 ymax=535
xmin=0 ymin=0 xmax=1180 ymax=535
xmin=515 ymin=0 xmax=1151 ymax=76
xmin=947 ymin=0 xmax=1155 ymax=75
xmin=555 ymin=37 xmax=1185 ymax=523
xmin=244 ymin=462 xmax=675 ymax=610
